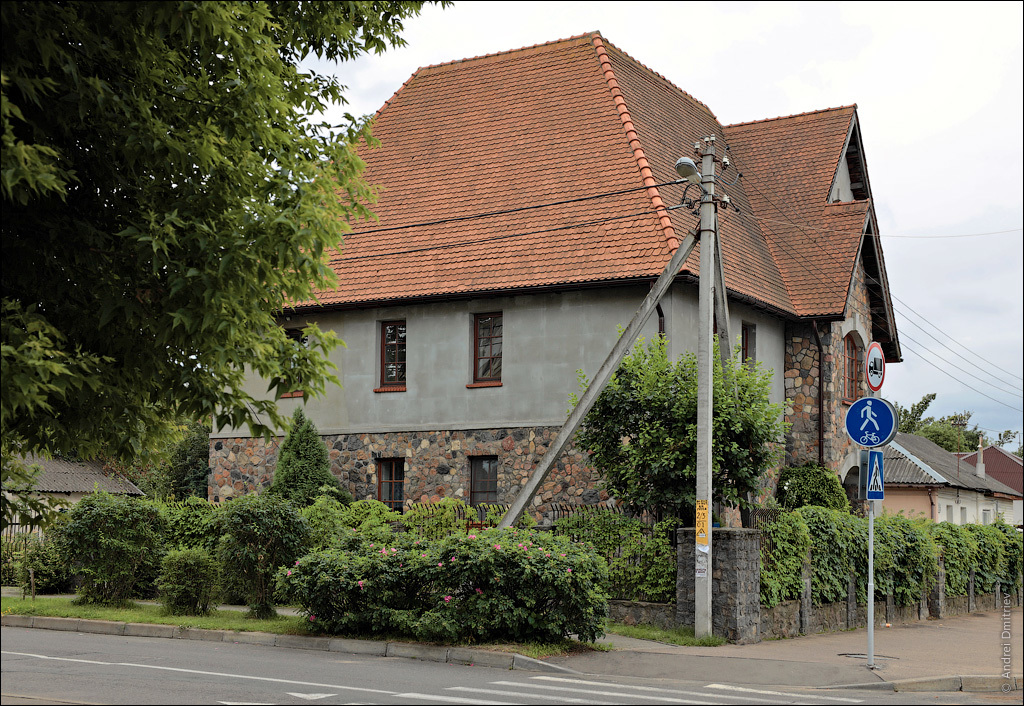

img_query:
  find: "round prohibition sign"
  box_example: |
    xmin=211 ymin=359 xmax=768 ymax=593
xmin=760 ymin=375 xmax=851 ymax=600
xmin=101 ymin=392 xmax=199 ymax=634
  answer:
xmin=865 ymin=341 xmax=885 ymax=392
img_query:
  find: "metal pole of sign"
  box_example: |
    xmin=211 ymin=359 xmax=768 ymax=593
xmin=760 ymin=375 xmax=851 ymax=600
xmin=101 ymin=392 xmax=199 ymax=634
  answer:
xmin=867 ymin=498 xmax=875 ymax=669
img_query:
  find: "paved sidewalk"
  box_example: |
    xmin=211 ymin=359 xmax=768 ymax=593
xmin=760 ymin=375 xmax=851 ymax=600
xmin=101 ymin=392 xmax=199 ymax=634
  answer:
xmin=568 ymin=606 xmax=1024 ymax=692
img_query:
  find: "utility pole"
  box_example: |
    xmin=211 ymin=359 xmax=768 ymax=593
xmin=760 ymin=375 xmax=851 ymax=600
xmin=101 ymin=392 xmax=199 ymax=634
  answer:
xmin=694 ymin=136 xmax=717 ymax=639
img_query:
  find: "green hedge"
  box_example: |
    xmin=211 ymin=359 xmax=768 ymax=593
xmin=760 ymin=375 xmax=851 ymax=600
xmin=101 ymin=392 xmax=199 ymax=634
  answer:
xmin=759 ymin=511 xmax=811 ymax=608
xmin=277 ymin=528 xmax=609 ymax=643
xmin=764 ymin=507 xmax=1015 ymax=607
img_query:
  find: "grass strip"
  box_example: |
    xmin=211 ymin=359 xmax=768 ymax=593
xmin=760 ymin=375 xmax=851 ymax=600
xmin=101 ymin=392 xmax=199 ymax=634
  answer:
xmin=604 ymin=620 xmax=726 ymax=647
xmin=1 ymin=595 xmax=607 ymax=657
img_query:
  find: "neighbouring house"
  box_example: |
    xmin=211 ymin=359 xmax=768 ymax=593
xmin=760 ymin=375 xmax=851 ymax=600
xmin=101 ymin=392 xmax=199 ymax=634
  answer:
xmin=958 ymin=443 xmax=1023 ymax=526
xmin=5 ymin=455 xmax=144 ymax=529
xmin=880 ymin=434 xmax=1021 ymax=525
xmin=208 ymin=32 xmax=901 ymax=518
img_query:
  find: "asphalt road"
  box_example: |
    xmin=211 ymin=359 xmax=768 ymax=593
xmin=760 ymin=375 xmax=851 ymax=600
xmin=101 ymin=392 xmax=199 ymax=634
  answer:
xmin=3 ymin=627 xmax=1018 ymax=706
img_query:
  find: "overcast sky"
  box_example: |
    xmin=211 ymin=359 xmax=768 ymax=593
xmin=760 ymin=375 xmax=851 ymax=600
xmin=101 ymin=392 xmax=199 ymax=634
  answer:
xmin=303 ymin=1 xmax=1023 ymax=448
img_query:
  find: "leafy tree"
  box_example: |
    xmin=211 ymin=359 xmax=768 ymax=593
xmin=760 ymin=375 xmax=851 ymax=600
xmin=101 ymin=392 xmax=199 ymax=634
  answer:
xmin=269 ymin=408 xmax=348 ymax=507
xmin=1 ymin=1 xmax=433 ymax=529
xmin=894 ymin=394 xmax=1018 ymax=452
xmin=571 ymin=336 xmax=789 ymax=518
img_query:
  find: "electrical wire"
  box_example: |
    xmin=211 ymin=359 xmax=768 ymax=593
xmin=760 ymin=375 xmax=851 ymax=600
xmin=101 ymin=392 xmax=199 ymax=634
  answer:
xmin=725 ymin=159 xmax=1023 ymax=416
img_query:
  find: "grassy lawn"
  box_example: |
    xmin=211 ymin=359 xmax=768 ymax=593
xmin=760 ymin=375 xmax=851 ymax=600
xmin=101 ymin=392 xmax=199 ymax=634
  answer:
xmin=604 ymin=620 xmax=726 ymax=647
xmin=1 ymin=595 xmax=607 ymax=658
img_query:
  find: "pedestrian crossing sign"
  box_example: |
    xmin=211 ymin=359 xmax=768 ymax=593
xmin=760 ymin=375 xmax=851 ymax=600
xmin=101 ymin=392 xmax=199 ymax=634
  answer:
xmin=867 ymin=449 xmax=884 ymax=500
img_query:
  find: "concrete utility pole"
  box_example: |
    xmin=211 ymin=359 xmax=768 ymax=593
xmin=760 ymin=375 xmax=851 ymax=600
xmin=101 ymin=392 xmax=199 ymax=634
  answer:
xmin=694 ymin=136 xmax=718 ymax=639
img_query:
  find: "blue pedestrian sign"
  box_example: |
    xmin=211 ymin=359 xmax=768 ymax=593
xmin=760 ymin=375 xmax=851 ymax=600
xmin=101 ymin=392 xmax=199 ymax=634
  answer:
xmin=866 ymin=450 xmax=884 ymax=500
xmin=845 ymin=397 xmax=898 ymax=448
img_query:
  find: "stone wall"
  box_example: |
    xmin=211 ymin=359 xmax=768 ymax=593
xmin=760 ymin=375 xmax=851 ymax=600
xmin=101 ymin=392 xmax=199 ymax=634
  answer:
xmin=209 ymin=426 xmax=602 ymax=519
xmin=783 ymin=259 xmax=874 ymax=472
xmin=677 ymin=528 xmax=761 ymax=644
xmin=608 ymin=600 xmax=676 ymax=631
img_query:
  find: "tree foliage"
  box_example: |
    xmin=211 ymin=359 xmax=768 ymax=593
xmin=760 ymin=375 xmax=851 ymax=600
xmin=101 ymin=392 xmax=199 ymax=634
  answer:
xmin=571 ymin=336 xmax=789 ymax=518
xmin=0 ymin=1 xmax=432 ymax=528
xmin=894 ymin=394 xmax=1018 ymax=452
xmin=776 ymin=464 xmax=850 ymax=512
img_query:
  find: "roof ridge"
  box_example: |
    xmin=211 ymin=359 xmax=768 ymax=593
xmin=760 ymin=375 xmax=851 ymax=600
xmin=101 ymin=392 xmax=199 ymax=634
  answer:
xmin=597 ymin=36 xmax=718 ymax=120
xmin=591 ymin=36 xmax=679 ymax=251
xmin=417 ymin=31 xmax=596 ymax=73
xmin=725 ymin=104 xmax=857 ymax=130
xmin=373 ymin=32 xmax=598 ymax=121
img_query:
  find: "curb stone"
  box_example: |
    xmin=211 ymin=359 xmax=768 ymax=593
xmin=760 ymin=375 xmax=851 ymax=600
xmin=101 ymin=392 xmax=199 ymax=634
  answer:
xmin=2 ymin=614 xmax=567 ymax=672
xmin=831 ymin=674 xmax=1024 ymax=693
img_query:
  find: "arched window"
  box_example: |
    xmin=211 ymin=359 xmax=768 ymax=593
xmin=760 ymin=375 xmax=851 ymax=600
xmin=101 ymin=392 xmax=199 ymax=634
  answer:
xmin=843 ymin=335 xmax=860 ymax=401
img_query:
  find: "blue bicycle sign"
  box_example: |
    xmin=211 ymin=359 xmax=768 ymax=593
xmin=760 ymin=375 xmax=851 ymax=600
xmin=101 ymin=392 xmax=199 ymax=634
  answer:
xmin=845 ymin=398 xmax=898 ymax=448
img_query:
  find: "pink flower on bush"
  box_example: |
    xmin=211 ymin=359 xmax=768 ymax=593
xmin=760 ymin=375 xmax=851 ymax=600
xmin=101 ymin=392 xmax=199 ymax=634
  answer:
xmin=468 ymin=534 xmax=477 ymax=539
xmin=494 ymin=544 xmax=501 ymax=550
xmin=444 ymin=595 xmax=453 ymax=603
xmin=567 ymin=569 xmax=572 ymax=574
xmin=358 ymin=580 xmax=364 ymax=590
xmin=295 ymin=560 xmax=300 ymax=566
xmin=287 ymin=570 xmax=292 ymax=576
xmin=309 ymin=615 xmax=316 ymax=622
xmin=475 ymin=588 xmax=484 ymax=595
xmin=450 ymin=556 xmax=456 ymax=562
xmin=438 ymin=562 xmax=444 ymax=567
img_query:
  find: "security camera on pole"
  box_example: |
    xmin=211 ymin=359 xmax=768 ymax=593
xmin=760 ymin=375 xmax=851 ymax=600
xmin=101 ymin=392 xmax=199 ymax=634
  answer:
xmin=844 ymin=343 xmax=897 ymax=670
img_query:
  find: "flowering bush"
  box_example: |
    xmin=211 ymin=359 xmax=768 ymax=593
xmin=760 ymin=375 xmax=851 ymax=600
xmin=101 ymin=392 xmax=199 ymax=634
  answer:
xmin=277 ymin=527 xmax=608 ymax=643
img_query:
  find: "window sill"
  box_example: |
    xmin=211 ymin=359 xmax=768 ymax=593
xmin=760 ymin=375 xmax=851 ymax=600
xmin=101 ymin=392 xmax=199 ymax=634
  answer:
xmin=466 ymin=381 xmax=502 ymax=389
xmin=280 ymin=391 xmax=304 ymax=399
xmin=374 ymin=386 xmax=407 ymax=393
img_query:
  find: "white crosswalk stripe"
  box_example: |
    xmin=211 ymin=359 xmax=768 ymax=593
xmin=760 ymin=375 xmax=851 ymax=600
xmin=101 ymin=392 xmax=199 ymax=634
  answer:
xmin=529 ymin=676 xmax=809 ymax=703
xmin=430 ymin=676 xmax=868 ymax=706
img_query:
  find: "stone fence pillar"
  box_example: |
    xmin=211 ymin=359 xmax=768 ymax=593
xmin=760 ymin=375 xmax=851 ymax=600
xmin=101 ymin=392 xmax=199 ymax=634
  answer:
xmin=676 ymin=528 xmax=761 ymax=644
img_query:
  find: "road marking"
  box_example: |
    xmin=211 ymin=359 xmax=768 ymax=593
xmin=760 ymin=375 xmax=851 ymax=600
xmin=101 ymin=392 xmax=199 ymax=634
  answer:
xmin=395 ymin=694 xmax=515 ymax=705
xmin=528 ymin=676 xmax=789 ymax=702
xmin=1 ymin=650 xmax=396 ymax=696
xmin=286 ymin=693 xmax=338 ymax=700
xmin=492 ymin=680 xmax=712 ymax=704
xmin=449 ymin=685 xmax=616 ymax=704
xmin=705 ymin=684 xmax=863 ymax=703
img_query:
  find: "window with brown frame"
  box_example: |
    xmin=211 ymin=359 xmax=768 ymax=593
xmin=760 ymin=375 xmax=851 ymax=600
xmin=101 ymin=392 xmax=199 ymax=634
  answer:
xmin=741 ymin=323 xmax=756 ymax=366
xmin=380 ymin=320 xmax=407 ymax=389
xmin=280 ymin=327 xmax=307 ymax=398
xmin=378 ymin=458 xmax=405 ymax=512
xmin=843 ymin=334 xmax=860 ymax=401
xmin=473 ymin=313 xmax=502 ymax=383
xmin=470 ymin=456 xmax=498 ymax=507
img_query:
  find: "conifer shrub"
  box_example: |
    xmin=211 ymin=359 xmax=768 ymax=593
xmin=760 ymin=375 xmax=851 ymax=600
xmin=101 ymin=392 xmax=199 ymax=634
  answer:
xmin=268 ymin=409 xmax=349 ymax=507
xmin=157 ymin=548 xmax=221 ymax=615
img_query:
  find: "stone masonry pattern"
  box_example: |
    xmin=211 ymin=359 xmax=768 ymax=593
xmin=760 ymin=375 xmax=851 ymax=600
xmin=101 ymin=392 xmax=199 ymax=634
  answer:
xmin=209 ymin=426 xmax=604 ymax=520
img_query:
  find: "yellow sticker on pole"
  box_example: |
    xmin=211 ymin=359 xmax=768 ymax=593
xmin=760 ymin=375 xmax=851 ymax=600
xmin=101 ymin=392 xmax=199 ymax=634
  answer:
xmin=695 ymin=499 xmax=709 ymax=546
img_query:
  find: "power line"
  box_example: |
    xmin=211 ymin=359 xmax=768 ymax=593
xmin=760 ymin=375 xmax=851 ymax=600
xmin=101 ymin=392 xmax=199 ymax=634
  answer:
xmin=750 ymin=215 xmax=1022 ymax=239
xmin=725 ymin=163 xmax=1023 ymax=414
xmin=341 ymin=179 xmax=686 ymax=237
xmin=726 ymin=159 xmax=1024 ymax=394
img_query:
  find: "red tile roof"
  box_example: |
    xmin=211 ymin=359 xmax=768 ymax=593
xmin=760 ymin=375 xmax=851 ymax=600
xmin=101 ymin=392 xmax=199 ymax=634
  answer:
xmin=302 ymin=33 xmax=872 ymax=318
xmin=723 ymin=107 xmax=866 ymax=316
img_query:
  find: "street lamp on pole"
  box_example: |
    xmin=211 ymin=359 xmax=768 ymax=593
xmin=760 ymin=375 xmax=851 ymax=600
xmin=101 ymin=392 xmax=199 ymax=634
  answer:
xmin=677 ymin=137 xmax=727 ymax=640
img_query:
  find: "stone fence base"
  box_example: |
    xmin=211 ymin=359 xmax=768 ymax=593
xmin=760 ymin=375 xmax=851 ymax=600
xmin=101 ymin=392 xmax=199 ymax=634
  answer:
xmin=608 ymin=600 xmax=676 ymax=631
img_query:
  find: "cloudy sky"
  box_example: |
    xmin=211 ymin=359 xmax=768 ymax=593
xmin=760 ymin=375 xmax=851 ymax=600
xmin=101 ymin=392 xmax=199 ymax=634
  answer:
xmin=303 ymin=1 xmax=1023 ymax=448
